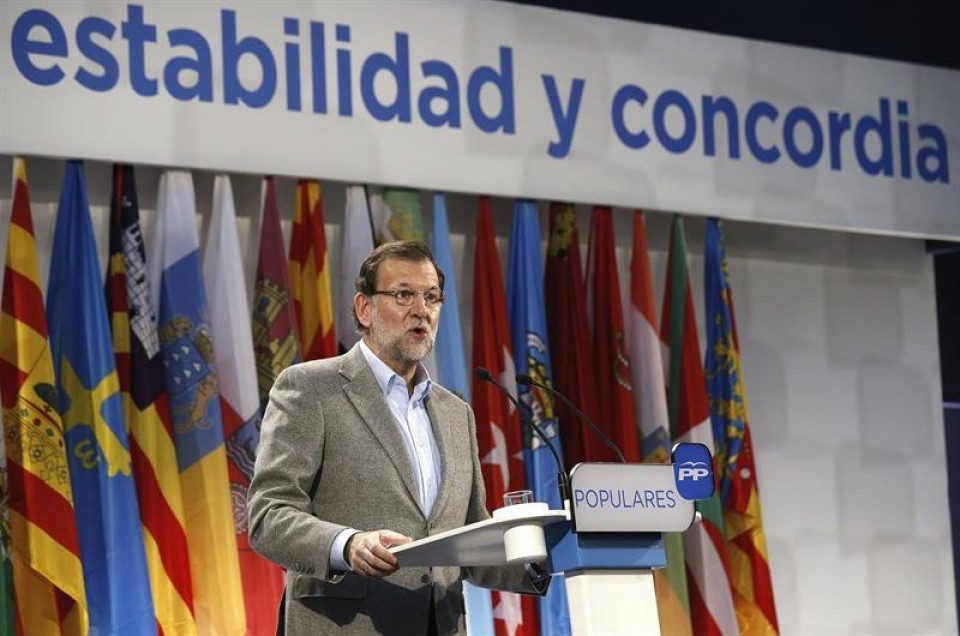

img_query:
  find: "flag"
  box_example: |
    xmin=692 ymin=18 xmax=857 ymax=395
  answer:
xmin=370 ymin=186 xmax=425 ymax=244
xmin=46 ymin=160 xmax=154 ymax=634
xmin=431 ymin=193 xmax=469 ymax=402
xmin=471 ymin=196 xmax=539 ymax=636
xmin=661 ymin=215 xmax=739 ymax=636
xmin=1 ymin=158 xmax=88 ymax=635
xmin=204 ymin=175 xmax=284 ymax=635
xmin=148 ymin=170 xmax=245 ymax=636
xmin=289 ymin=180 xmax=336 ymax=361
xmin=430 ymin=192 xmax=494 ymax=635
xmin=252 ymin=176 xmax=300 ymax=413
xmin=338 ymin=186 xmax=375 ymax=353
xmin=0 ymin=450 xmax=12 ymax=636
xmin=507 ymin=199 xmax=571 ymax=636
xmin=543 ymin=202 xmax=601 ymax=470
xmin=585 ymin=205 xmax=640 ymax=462
xmin=704 ymin=218 xmax=779 ymax=636
xmin=105 ymin=164 xmax=197 ymax=635
xmin=627 ymin=210 xmax=693 ymax=636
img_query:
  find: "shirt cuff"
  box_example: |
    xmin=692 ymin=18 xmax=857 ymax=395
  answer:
xmin=330 ymin=528 xmax=358 ymax=572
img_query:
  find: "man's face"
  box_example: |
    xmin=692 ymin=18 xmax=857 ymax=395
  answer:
xmin=357 ymin=257 xmax=441 ymax=371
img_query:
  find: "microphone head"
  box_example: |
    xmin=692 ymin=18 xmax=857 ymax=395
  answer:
xmin=474 ymin=367 xmax=494 ymax=381
xmin=515 ymin=373 xmax=533 ymax=385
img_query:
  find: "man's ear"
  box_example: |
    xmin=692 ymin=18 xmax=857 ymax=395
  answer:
xmin=354 ymin=292 xmax=372 ymax=329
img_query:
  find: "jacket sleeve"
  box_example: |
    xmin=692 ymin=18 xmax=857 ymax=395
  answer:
xmin=247 ymin=364 xmax=348 ymax=582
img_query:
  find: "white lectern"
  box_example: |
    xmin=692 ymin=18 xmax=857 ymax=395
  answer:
xmin=392 ymin=457 xmax=710 ymax=636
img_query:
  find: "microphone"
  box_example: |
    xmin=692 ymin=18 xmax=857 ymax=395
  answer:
xmin=516 ymin=373 xmax=626 ymax=464
xmin=474 ymin=367 xmax=571 ymax=504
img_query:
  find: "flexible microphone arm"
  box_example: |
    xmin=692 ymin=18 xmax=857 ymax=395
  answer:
xmin=474 ymin=367 xmax=571 ymax=504
xmin=516 ymin=373 xmax=627 ymax=464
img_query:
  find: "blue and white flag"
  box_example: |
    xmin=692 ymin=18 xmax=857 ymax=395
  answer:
xmin=431 ymin=192 xmax=493 ymax=634
xmin=46 ymin=160 xmax=155 ymax=635
xmin=506 ymin=199 xmax=571 ymax=636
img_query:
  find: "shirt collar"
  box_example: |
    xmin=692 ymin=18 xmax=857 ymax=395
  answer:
xmin=358 ymin=339 xmax=433 ymax=401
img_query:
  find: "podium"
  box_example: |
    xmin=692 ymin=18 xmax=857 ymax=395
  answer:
xmin=391 ymin=452 xmax=712 ymax=636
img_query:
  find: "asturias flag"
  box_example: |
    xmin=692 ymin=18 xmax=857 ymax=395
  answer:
xmin=47 ymin=160 xmax=154 ymax=635
xmin=106 ymin=164 xmax=197 ymax=635
xmin=1 ymin=158 xmax=88 ymax=635
xmin=507 ymin=199 xmax=570 ymax=636
xmin=148 ymin=170 xmax=245 ymax=636
xmin=704 ymin=218 xmax=779 ymax=636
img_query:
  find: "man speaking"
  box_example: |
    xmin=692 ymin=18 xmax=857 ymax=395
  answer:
xmin=248 ymin=240 xmax=547 ymax=635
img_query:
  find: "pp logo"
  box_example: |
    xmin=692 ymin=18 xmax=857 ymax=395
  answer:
xmin=672 ymin=443 xmax=715 ymax=500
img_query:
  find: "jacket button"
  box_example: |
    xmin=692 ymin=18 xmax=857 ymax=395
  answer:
xmin=420 ymin=573 xmax=431 ymax=583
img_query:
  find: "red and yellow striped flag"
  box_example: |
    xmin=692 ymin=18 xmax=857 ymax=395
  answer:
xmin=289 ymin=180 xmax=336 ymax=360
xmin=0 ymin=157 xmax=88 ymax=635
xmin=106 ymin=164 xmax=197 ymax=635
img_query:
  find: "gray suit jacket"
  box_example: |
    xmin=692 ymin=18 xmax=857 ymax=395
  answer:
xmin=248 ymin=344 xmax=543 ymax=635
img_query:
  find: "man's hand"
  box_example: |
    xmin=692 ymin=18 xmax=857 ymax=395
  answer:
xmin=345 ymin=530 xmax=412 ymax=577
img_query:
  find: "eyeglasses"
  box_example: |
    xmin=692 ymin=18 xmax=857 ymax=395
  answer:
xmin=372 ymin=289 xmax=446 ymax=308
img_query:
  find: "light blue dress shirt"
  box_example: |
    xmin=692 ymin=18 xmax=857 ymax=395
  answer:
xmin=329 ymin=340 xmax=442 ymax=571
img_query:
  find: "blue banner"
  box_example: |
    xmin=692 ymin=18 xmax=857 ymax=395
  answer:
xmin=506 ymin=199 xmax=570 ymax=636
xmin=46 ymin=160 xmax=155 ymax=635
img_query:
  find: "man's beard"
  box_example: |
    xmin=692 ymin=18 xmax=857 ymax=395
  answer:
xmin=371 ymin=323 xmax=435 ymax=365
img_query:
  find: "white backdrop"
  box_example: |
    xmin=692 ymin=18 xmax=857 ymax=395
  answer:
xmin=0 ymin=155 xmax=953 ymax=634
xmin=2 ymin=0 xmax=959 ymax=238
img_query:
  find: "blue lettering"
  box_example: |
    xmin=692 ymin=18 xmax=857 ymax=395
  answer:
xmin=467 ymin=46 xmax=515 ymax=134
xmin=702 ymin=96 xmax=740 ymax=158
xmin=644 ymin=489 xmax=656 ymax=508
xmin=122 ymin=4 xmax=158 ymax=97
xmin=335 ymin=24 xmax=352 ymax=116
xmin=11 ymin=9 xmax=67 ymax=86
xmin=360 ymin=32 xmax=411 ymax=123
xmin=666 ymin=490 xmax=676 ymax=507
xmin=855 ymin=98 xmax=893 ymax=176
xmin=283 ymin=19 xmax=301 ymax=111
xmin=574 ymin=489 xmax=585 ymax=507
xmin=783 ymin=106 xmax=823 ymax=168
xmin=745 ymin=101 xmax=780 ymax=164
xmin=310 ymin=21 xmax=327 ymax=114
xmin=917 ymin=124 xmax=949 ymax=183
xmin=419 ymin=60 xmax=461 ymax=128
xmin=828 ymin=112 xmax=852 ymax=170
xmin=75 ymin=17 xmax=118 ymax=92
xmin=653 ymin=89 xmax=696 ymax=153
xmin=598 ymin=489 xmax=610 ymax=507
xmin=897 ymin=100 xmax=911 ymax=179
xmin=611 ymin=84 xmax=649 ymax=149
xmin=633 ymin=490 xmax=645 ymax=508
xmin=542 ymin=74 xmax=585 ymax=159
xmin=585 ymin=489 xmax=598 ymax=507
xmin=164 ymin=28 xmax=212 ymax=102
xmin=222 ymin=9 xmax=276 ymax=108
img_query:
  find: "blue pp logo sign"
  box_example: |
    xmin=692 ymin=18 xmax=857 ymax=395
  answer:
xmin=672 ymin=443 xmax=715 ymax=500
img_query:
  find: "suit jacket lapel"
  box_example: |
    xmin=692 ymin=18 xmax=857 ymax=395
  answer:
xmin=340 ymin=345 xmax=423 ymax=516
xmin=425 ymin=394 xmax=455 ymax=522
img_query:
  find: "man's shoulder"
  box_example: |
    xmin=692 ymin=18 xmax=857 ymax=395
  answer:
xmin=429 ymin=382 xmax=470 ymax=409
xmin=278 ymin=353 xmax=350 ymax=386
